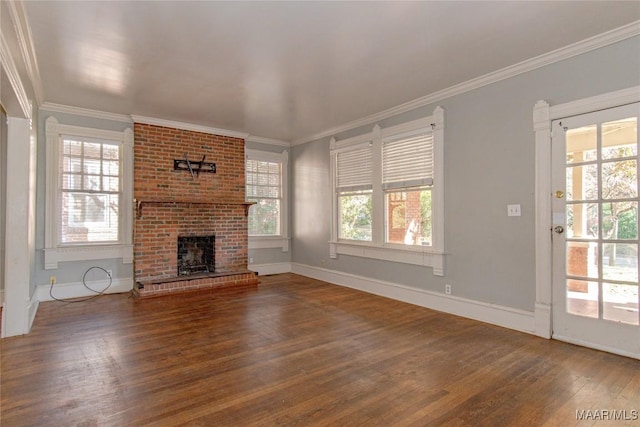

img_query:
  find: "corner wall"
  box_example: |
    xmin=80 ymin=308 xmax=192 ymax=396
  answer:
xmin=291 ymin=36 xmax=640 ymax=315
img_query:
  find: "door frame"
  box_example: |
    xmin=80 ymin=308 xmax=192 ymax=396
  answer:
xmin=533 ymin=86 xmax=640 ymax=352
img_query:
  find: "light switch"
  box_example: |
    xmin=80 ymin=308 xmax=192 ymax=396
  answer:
xmin=507 ymin=204 xmax=521 ymax=217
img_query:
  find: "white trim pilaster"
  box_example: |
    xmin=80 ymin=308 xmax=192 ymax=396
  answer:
xmin=432 ymin=106 xmax=445 ymax=254
xmin=329 ymin=138 xmax=338 ymax=259
xmin=44 ymin=117 xmax=59 ymax=251
xmin=533 ymin=100 xmax=552 ymax=338
xmin=122 ymin=128 xmax=134 ymax=247
xmin=2 ymin=117 xmax=36 ymax=337
xmin=371 ymin=124 xmax=383 ymax=246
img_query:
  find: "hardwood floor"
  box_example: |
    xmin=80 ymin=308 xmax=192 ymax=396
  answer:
xmin=1 ymin=273 xmax=638 ymax=426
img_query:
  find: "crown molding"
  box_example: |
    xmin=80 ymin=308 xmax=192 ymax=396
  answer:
xmin=549 ymin=85 xmax=640 ymax=121
xmin=245 ymin=135 xmax=290 ymax=147
xmin=41 ymin=102 xmax=133 ymax=123
xmin=291 ymin=20 xmax=640 ymax=146
xmin=41 ymin=103 xmax=285 ymax=144
xmin=131 ymin=115 xmax=249 ymax=139
xmin=7 ymin=0 xmax=43 ymax=106
xmin=0 ymin=30 xmax=31 ymax=118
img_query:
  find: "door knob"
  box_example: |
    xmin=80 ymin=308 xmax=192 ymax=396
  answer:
xmin=555 ymin=190 xmax=564 ymax=199
xmin=554 ymin=225 xmax=564 ymax=234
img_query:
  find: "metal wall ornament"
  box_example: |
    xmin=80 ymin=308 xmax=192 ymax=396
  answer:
xmin=174 ymin=153 xmax=216 ymax=177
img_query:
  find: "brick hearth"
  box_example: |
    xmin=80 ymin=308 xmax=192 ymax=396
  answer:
xmin=133 ymin=270 xmax=259 ymax=299
xmin=133 ymin=123 xmax=258 ymax=297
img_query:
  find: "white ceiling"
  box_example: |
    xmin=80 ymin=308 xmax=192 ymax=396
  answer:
xmin=22 ymin=1 xmax=640 ymax=142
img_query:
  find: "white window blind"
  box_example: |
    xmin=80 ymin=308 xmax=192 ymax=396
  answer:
xmin=246 ymin=159 xmax=281 ymax=199
xmin=336 ymin=143 xmax=372 ymax=192
xmin=382 ymin=132 xmax=433 ymax=189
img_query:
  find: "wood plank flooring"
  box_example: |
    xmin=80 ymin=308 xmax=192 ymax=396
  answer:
xmin=1 ymin=273 xmax=638 ymax=426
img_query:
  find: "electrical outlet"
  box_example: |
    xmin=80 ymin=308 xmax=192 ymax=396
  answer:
xmin=445 ymin=284 xmax=452 ymax=295
xmin=50 ymin=276 xmax=56 ymax=285
xmin=321 ymin=259 xmax=326 ymax=267
xmin=507 ymin=204 xmax=521 ymax=217
xmin=249 ymin=257 xmax=254 ymax=264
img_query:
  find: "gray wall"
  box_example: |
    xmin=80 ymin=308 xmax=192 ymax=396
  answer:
xmin=34 ymin=109 xmax=134 ymax=287
xmin=245 ymin=140 xmax=292 ymax=266
xmin=291 ymin=36 xmax=640 ymax=312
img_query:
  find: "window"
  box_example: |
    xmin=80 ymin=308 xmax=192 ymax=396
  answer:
xmin=59 ymin=137 xmax=120 ymax=244
xmin=336 ymin=142 xmax=372 ymax=241
xmin=246 ymin=158 xmax=281 ymax=235
xmin=383 ymin=130 xmax=434 ymax=246
xmin=245 ymin=149 xmax=289 ymax=251
xmin=44 ymin=117 xmax=133 ymax=269
xmin=330 ymin=107 xmax=445 ymax=276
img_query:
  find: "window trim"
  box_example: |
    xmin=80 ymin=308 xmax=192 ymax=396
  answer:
xmin=44 ymin=117 xmax=133 ymax=269
xmin=329 ymin=106 xmax=445 ymax=276
xmin=245 ymin=148 xmax=289 ymax=252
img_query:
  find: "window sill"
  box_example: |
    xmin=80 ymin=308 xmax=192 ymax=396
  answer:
xmin=329 ymin=240 xmax=445 ymax=276
xmin=44 ymin=244 xmax=133 ymax=269
xmin=248 ymin=236 xmax=290 ymax=252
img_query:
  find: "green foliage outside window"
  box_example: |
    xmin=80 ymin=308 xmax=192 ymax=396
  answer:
xmin=248 ymin=199 xmax=280 ymax=236
xmin=420 ymin=189 xmax=432 ymax=245
xmin=339 ymin=192 xmax=372 ymax=241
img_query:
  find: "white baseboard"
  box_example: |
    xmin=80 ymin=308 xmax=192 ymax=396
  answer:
xmin=27 ymin=293 xmax=39 ymax=331
xmin=534 ymin=302 xmax=552 ymax=339
xmin=553 ymin=334 xmax=639 ymax=360
xmin=1 ymin=291 xmax=39 ymax=338
xmin=37 ymin=277 xmax=134 ymax=302
xmin=250 ymin=262 xmax=292 ymax=276
xmin=291 ymin=263 xmax=536 ymax=335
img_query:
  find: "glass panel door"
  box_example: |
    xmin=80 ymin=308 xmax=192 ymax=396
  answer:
xmin=552 ymin=103 xmax=640 ymax=359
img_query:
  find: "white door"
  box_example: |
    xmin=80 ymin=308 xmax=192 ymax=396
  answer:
xmin=552 ymin=102 xmax=640 ymax=359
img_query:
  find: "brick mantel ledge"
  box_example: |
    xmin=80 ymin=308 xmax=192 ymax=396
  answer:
xmin=135 ymin=199 xmax=257 ymax=218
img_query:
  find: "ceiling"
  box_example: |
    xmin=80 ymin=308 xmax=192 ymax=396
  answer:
xmin=22 ymin=1 xmax=640 ymax=142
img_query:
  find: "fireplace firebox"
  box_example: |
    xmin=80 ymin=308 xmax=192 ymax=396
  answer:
xmin=177 ymin=235 xmax=215 ymax=276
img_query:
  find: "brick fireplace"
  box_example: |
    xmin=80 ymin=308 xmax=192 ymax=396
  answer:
xmin=132 ymin=123 xmax=258 ymax=298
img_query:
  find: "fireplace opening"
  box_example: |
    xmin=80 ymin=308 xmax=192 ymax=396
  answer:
xmin=177 ymin=235 xmax=215 ymax=276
